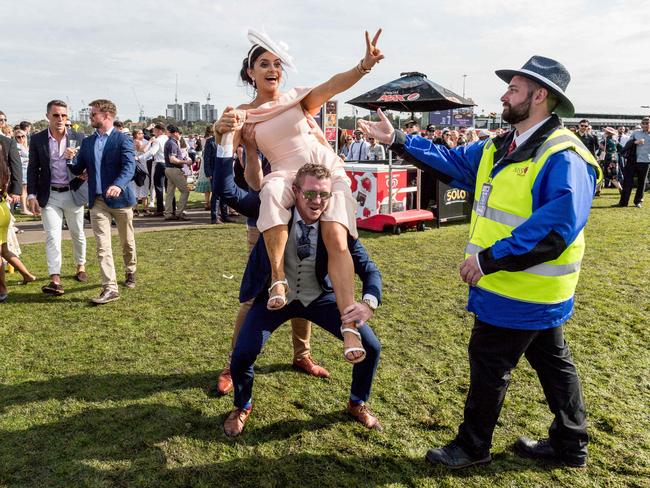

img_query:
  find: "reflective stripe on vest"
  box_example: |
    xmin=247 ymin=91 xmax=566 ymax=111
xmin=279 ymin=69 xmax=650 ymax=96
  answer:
xmin=465 ymin=243 xmax=582 ymax=276
xmin=466 ymin=127 xmax=600 ymax=304
xmin=472 ymin=200 xmax=528 ymax=227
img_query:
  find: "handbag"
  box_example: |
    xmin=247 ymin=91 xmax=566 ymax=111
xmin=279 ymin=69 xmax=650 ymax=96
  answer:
xmin=133 ymin=165 xmax=148 ymax=186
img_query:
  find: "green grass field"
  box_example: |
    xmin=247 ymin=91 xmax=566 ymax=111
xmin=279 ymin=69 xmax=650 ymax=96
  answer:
xmin=1 ymin=189 xmax=648 ymax=488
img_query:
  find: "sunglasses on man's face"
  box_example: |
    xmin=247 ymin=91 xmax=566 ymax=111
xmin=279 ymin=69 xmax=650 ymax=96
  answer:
xmin=299 ymin=190 xmax=332 ymax=201
xmin=15 ymin=135 xmax=26 ymax=139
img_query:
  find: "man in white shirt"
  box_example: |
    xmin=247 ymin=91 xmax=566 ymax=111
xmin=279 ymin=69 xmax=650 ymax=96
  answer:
xmin=345 ymin=130 xmax=370 ymax=161
xmin=138 ymin=123 xmax=168 ymax=216
xmin=367 ymin=136 xmax=386 ymax=160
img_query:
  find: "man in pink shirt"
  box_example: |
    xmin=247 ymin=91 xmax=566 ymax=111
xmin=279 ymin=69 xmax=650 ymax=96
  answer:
xmin=27 ymin=100 xmax=88 ymax=296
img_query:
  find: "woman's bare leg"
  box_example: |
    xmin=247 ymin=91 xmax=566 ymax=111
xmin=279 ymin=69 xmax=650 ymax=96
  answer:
xmin=263 ymin=224 xmax=289 ymax=310
xmin=20 ymin=185 xmax=32 ymax=215
xmin=321 ymin=221 xmax=363 ymax=362
xmin=1 ymin=244 xmax=35 ymax=282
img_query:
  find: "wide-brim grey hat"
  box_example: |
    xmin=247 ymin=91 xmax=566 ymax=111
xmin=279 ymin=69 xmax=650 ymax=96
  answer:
xmin=495 ymin=55 xmax=575 ymax=117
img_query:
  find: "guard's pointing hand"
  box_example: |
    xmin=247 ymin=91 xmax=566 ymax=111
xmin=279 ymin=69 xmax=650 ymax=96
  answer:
xmin=357 ymin=108 xmax=395 ymax=145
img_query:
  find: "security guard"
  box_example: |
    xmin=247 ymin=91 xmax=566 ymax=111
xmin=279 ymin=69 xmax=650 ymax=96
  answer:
xmin=359 ymin=56 xmax=601 ymax=469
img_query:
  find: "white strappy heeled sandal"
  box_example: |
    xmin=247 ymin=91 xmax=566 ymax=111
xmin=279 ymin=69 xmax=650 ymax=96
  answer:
xmin=267 ymin=279 xmax=289 ymax=310
xmin=340 ymin=325 xmax=366 ymax=364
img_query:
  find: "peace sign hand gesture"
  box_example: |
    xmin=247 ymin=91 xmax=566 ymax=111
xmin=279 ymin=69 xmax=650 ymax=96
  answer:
xmin=362 ymin=29 xmax=384 ymax=71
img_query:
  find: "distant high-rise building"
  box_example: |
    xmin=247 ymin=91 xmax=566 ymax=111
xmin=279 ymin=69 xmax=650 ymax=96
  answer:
xmin=166 ymin=104 xmax=183 ymax=120
xmin=201 ymin=104 xmax=217 ymax=122
xmin=78 ymin=107 xmax=91 ymax=124
xmin=184 ymin=101 xmax=201 ymax=122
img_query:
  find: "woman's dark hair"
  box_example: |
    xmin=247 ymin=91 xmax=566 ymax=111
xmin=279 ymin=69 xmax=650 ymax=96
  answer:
xmin=240 ymin=45 xmax=269 ymax=87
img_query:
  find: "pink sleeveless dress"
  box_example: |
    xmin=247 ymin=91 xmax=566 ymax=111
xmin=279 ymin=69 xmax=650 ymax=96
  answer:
xmin=246 ymin=87 xmax=357 ymax=237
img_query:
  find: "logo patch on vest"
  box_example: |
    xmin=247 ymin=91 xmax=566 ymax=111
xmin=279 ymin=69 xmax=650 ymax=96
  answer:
xmin=513 ymin=167 xmax=529 ymax=176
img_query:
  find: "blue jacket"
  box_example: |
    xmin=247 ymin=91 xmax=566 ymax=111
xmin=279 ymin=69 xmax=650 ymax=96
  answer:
xmin=202 ymin=137 xmax=216 ymax=178
xmin=211 ymin=153 xmax=382 ymax=304
xmin=391 ymin=115 xmax=597 ymax=329
xmin=72 ymin=129 xmax=136 ymax=209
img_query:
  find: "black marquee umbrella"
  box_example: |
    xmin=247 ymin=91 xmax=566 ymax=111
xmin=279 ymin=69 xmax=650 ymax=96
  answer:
xmin=347 ymin=71 xmax=475 ymax=112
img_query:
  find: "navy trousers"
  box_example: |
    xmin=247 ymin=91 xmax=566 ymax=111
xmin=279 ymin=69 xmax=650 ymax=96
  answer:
xmin=211 ymin=165 xmax=229 ymax=222
xmin=230 ymin=293 xmax=381 ymax=409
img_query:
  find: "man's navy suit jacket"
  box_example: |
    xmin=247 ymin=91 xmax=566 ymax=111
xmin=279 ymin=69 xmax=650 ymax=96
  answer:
xmin=27 ymin=128 xmax=85 ymax=208
xmin=72 ymin=129 xmax=136 ymax=209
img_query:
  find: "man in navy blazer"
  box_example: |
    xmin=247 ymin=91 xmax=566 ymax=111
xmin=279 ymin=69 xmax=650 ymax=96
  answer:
xmin=27 ymin=100 xmax=88 ymax=296
xmin=72 ymin=99 xmax=137 ymax=305
xmin=222 ymin=163 xmax=383 ymax=437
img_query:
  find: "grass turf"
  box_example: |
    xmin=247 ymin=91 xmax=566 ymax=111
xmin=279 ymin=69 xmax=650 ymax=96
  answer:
xmin=0 ymin=189 xmax=648 ymax=487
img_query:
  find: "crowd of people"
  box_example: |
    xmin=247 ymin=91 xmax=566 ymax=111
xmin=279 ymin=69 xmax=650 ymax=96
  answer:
xmin=2 ymin=28 xmax=650 ymax=473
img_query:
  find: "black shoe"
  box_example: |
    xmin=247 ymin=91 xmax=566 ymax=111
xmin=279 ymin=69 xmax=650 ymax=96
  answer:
xmin=425 ymin=441 xmax=491 ymax=469
xmin=124 ymin=272 xmax=136 ymax=289
xmin=514 ymin=437 xmax=586 ymax=468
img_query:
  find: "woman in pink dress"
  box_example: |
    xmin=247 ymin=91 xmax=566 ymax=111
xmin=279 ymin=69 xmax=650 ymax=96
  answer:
xmin=219 ymin=29 xmax=383 ymax=363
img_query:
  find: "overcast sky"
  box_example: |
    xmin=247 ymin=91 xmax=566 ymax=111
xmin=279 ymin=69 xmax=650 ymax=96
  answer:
xmin=1 ymin=0 xmax=649 ymax=123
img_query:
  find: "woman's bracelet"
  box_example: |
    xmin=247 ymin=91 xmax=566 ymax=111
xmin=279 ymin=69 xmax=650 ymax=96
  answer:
xmin=356 ymin=59 xmax=372 ymax=75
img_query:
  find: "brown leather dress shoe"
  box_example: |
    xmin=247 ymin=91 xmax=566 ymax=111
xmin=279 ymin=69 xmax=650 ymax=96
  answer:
xmin=347 ymin=401 xmax=383 ymax=431
xmin=42 ymin=281 xmax=64 ymax=296
xmin=75 ymin=270 xmax=88 ymax=282
xmin=223 ymin=407 xmax=252 ymax=437
xmin=293 ymin=355 xmax=331 ymax=378
xmin=217 ymin=366 xmax=234 ymax=395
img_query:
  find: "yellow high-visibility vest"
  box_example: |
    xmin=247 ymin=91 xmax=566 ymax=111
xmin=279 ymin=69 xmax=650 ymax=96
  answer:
xmin=466 ymin=128 xmax=602 ymax=304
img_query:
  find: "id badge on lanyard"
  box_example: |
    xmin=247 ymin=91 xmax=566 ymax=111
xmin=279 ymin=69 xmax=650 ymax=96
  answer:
xmin=475 ymin=183 xmax=492 ymax=217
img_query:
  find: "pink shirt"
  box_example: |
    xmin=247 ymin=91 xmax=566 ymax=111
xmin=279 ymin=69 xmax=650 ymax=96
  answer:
xmin=48 ymin=129 xmax=69 ymax=186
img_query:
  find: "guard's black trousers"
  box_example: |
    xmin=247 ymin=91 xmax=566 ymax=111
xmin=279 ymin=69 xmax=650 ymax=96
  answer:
xmin=455 ymin=318 xmax=588 ymax=457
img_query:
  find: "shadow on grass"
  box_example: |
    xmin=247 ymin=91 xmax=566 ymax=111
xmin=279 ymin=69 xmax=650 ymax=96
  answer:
xmin=0 ymin=372 xmax=215 ymax=412
xmin=0 ymin=373 xmax=558 ymax=487
xmin=6 ymin=283 xmax=100 ymax=303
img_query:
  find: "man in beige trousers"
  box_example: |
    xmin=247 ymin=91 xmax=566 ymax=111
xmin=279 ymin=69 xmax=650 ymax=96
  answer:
xmin=71 ymin=99 xmax=137 ymax=304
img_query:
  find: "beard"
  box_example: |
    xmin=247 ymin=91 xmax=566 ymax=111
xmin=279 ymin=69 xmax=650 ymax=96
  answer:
xmin=502 ymin=95 xmax=532 ymax=124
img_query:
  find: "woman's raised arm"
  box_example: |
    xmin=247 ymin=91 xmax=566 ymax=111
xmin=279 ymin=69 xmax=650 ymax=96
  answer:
xmin=301 ymin=29 xmax=383 ymax=114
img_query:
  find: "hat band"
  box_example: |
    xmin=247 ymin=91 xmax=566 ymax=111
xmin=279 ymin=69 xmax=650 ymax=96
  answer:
xmin=518 ymin=68 xmax=566 ymax=95
xmin=247 ymin=45 xmax=260 ymax=69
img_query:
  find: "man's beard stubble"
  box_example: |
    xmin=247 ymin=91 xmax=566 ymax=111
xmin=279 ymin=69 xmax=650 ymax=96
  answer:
xmin=502 ymin=95 xmax=532 ymax=125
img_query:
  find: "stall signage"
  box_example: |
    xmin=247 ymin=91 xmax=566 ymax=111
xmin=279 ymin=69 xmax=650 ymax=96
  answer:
xmin=444 ymin=187 xmax=469 ymax=205
xmin=377 ymin=92 xmax=420 ymax=102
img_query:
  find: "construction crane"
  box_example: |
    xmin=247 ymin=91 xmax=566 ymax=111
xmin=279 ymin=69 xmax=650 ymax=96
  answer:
xmin=131 ymin=87 xmax=145 ymax=122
